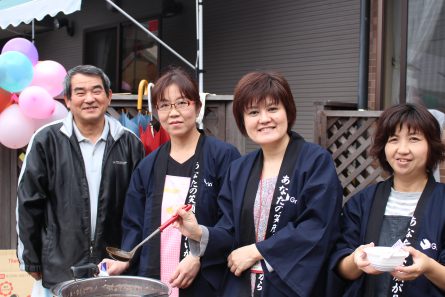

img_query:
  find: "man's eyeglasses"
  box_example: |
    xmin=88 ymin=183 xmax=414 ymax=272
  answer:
xmin=156 ymin=99 xmax=192 ymax=112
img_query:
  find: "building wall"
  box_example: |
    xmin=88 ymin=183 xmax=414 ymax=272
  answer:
xmin=203 ymin=0 xmax=360 ymax=151
xmin=368 ymin=0 xmax=378 ymax=110
xmin=0 ymin=146 xmax=17 ymax=249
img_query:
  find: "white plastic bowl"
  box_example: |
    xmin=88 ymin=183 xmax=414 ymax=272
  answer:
xmin=363 ymin=246 xmax=409 ymax=272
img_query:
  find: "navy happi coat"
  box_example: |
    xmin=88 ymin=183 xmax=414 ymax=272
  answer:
xmin=331 ymin=180 xmax=445 ymax=297
xmin=202 ymin=132 xmax=343 ymax=297
xmin=121 ymin=135 xmax=240 ymax=297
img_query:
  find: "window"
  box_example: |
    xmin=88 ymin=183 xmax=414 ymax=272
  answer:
xmin=121 ymin=19 xmax=159 ymax=93
xmin=383 ymin=0 xmax=445 ymax=110
xmin=84 ymin=27 xmax=118 ymax=90
xmin=84 ymin=17 xmax=159 ymax=93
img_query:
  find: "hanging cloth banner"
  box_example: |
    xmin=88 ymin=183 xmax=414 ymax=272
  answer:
xmin=0 ymin=0 xmax=81 ymax=29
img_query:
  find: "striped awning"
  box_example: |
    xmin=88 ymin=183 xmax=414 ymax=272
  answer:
xmin=0 ymin=0 xmax=81 ymax=29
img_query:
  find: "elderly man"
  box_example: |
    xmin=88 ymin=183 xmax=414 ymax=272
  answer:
xmin=16 ymin=65 xmax=144 ymax=290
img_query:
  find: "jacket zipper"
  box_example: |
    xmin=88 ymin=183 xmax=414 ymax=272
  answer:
xmin=90 ymin=140 xmax=116 ymax=260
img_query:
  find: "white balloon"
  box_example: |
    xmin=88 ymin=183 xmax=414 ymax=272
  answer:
xmin=0 ymin=104 xmax=35 ymax=149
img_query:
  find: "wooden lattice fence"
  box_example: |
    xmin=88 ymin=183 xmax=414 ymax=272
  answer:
xmin=315 ymin=109 xmax=385 ymax=202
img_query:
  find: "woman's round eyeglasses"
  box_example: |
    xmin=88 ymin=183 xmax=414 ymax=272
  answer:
xmin=156 ymin=99 xmax=192 ymax=112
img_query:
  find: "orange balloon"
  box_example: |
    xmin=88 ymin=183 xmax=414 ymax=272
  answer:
xmin=0 ymin=88 xmax=12 ymax=113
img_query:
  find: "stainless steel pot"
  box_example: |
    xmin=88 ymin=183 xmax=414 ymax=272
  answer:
xmin=51 ymin=276 xmax=170 ymax=297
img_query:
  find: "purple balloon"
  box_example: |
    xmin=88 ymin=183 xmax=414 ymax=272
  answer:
xmin=2 ymin=37 xmax=39 ymax=65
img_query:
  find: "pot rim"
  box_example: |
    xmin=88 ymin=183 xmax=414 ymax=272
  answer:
xmin=51 ymin=276 xmax=170 ymax=296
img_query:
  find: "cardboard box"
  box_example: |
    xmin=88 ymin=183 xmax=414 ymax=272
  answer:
xmin=0 ymin=250 xmax=34 ymax=297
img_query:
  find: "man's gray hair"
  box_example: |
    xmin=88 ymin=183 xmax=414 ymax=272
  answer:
xmin=64 ymin=65 xmax=111 ymax=100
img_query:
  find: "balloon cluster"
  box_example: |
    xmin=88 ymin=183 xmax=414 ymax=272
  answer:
xmin=0 ymin=38 xmax=69 ymax=149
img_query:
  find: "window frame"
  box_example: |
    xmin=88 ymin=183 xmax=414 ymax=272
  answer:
xmin=82 ymin=15 xmax=161 ymax=93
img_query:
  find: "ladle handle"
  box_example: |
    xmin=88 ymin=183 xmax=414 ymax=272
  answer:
xmin=131 ymin=204 xmax=193 ymax=253
xmin=160 ymin=204 xmax=192 ymax=231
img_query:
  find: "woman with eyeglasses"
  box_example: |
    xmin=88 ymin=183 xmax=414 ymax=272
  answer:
xmin=101 ymin=67 xmax=240 ymax=297
xmin=173 ymin=71 xmax=343 ymax=296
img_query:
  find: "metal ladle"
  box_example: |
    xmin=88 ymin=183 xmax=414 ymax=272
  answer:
xmin=106 ymin=204 xmax=192 ymax=262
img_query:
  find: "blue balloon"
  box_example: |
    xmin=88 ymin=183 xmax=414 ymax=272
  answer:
xmin=0 ymin=51 xmax=34 ymax=92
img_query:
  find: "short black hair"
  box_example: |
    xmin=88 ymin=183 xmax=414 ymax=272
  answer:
xmin=64 ymin=65 xmax=111 ymax=100
xmin=370 ymin=103 xmax=445 ymax=174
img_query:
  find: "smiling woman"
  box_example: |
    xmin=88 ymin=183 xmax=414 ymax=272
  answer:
xmin=332 ymin=103 xmax=445 ymax=297
xmin=155 ymin=84 xmax=197 ymax=141
xmin=174 ymin=71 xmax=343 ymax=297
xmin=242 ymin=98 xmax=289 ymax=149
xmin=100 ymin=67 xmax=240 ymax=297
xmin=384 ymin=125 xmax=428 ymax=185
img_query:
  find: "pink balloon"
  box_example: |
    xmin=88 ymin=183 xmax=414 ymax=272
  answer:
xmin=49 ymin=100 xmax=68 ymax=121
xmin=0 ymin=104 xmax=36 ymax=149
xmin=30 ymin=60 xmax=67 ymax=97
xmin=19 ymin=86 xmax=55 ymax=119
xmin=33 ymin=100 xmax=68 ymax=130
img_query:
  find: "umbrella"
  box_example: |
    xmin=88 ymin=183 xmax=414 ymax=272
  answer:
xmin=131 ymin=111 xmax=150 ymax=131
xmin=118 ymin=108 xmax=139 ymax=136
xmin=140 ymin=117 xmax=170 ymax=155
xmin=138 ymin=80 xmax=169 ymax=155
xmin=131 ymin=80 xmax=151 ymax=131
xmin=139 ymin=116 xmax=170 ymax=155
